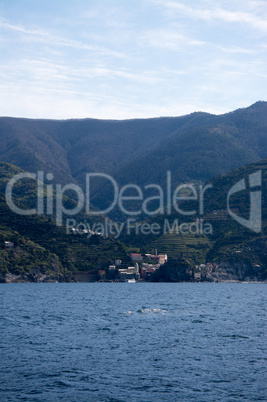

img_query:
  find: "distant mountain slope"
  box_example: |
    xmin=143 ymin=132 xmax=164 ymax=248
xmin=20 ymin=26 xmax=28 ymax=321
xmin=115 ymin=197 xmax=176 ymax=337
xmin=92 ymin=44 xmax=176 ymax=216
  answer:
xmin=0 ymin=113 xmax=202 ymax=185
xmin=0 ymin=119 xmax=74 ymax=185
xmin=0 ymin=102 xmax=266 ymax=209
xmin=90 ymin=102 xmax=266 ymax=218
xmin=111 ymin=101 xmax=267 ymax=186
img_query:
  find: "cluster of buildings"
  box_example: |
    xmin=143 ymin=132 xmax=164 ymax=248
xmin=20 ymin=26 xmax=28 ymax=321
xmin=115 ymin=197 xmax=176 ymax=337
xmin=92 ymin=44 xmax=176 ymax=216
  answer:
xmin=116 ymin=263 xmax=140 ymax=281
xmin=98 ymin=250 xmax=168 ymax=282
xmin=129 ymin=252 xmax=168 ymax=265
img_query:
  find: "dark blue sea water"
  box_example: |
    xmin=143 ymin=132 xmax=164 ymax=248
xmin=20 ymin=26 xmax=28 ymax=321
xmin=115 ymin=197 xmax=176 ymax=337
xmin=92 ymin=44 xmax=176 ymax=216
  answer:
xmin=0 ymin=283 xmax=266 ymax=401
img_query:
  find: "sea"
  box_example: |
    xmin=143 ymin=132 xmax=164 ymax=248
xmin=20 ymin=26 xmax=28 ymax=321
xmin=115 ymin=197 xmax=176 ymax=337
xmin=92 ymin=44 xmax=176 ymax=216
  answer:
xmin=0 ymin=283 xmax=266 ymax=401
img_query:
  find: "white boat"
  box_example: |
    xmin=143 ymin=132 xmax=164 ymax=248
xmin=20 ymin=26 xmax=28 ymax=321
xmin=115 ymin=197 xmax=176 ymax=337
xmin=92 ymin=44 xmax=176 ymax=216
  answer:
xmin=127 ymin=279 xmax=136 ymax=283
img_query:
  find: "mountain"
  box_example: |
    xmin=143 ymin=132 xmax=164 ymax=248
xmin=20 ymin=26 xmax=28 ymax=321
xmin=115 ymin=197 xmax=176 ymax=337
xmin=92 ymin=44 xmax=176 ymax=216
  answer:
xmin=0 ymin=114 xmax=198 ymax=186
xmin=0 ymin=102 xmax=266 ymax=281
xmin=0 ymin=163 xmax=136 ymax=282
xmin=0 ymin=102 xmax=266 ymax=214
xmin=91 ymin=101 xmax=267 ymax=217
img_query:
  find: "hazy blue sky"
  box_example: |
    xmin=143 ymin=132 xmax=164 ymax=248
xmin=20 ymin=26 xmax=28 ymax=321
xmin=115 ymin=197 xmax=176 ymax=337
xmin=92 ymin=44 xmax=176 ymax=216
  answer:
xmin=0 ymin=0 xmax=266 ymax=119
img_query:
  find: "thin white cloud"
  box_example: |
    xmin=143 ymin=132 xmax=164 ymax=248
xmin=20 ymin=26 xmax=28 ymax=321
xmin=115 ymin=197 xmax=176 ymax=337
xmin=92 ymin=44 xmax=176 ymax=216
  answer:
xmin=81 ymin=6 xmax=131 ymax=29
xmin=217 ymin=45 xmax=255 ymax=54
xmin=0 ymin=19 xmax=127 ymax=59
xmin=205 ymin=58 xmax=266 ymax=74
xmin=0 ymin=20 xmax=49 ymax=36
xmin=152 ymin=0 xmax=267 ymax=33
xmin=0 ymin=55 xmax=164 ymax=104
xmin=142 ymin=30 xmax=206 ymax=49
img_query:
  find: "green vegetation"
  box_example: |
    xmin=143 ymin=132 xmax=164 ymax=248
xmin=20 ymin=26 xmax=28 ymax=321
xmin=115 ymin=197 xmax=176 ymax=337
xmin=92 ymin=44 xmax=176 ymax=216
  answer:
xmin=204 ymin=158 xmax=267 ymax=275
xmin=0 ymin=161 xmax=105 ymax=226
xmin=148 ymin=231 xmax=211 ymax=264
xmin=0 ymin=180 xmax=133 ymax=281
xmin=120 ymin=158 xmax=267 ymax=278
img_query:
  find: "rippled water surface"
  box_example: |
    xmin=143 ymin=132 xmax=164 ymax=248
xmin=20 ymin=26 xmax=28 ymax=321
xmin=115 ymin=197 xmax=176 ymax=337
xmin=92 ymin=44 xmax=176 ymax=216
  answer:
xmin=0 ymin=283 xmax=266 ymax=401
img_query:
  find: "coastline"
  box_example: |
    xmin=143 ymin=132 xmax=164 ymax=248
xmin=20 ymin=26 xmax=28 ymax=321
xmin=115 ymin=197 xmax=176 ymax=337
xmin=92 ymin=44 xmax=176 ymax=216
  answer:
xmin=1 ymin=273 xmax=266 ymax=284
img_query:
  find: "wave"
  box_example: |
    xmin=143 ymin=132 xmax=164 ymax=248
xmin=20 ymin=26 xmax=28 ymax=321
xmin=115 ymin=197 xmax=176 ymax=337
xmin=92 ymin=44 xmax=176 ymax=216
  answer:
xmin=124 ymin=308 xmax=167 ymax=314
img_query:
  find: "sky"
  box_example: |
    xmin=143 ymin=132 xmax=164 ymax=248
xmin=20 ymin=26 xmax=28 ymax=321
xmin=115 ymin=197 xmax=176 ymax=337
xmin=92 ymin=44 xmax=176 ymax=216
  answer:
xmin=0 ymin=0 xmax=266 ymax=119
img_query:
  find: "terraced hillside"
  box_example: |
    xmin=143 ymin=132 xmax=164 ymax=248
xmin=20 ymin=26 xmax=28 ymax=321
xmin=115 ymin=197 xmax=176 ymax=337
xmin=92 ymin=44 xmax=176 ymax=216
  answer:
xmin=147 ymin=231 xmax=211 ymax=264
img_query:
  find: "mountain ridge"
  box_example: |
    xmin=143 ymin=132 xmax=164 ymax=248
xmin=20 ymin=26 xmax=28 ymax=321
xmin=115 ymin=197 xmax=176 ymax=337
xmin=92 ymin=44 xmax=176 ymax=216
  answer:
xmin=0 ymin=101 xmax=266 ymax=216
